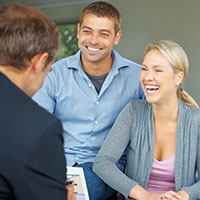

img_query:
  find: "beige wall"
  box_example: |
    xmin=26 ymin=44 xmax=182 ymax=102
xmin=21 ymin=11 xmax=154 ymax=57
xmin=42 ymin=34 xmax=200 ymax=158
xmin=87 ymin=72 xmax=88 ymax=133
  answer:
xmin=41 ymin=0 xmax=200 ymax=105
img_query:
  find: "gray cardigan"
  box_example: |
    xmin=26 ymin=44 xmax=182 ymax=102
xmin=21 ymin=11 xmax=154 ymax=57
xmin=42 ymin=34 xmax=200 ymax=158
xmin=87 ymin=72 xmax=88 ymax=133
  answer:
xmin=93 ymin=100 xmax=200 ymax=200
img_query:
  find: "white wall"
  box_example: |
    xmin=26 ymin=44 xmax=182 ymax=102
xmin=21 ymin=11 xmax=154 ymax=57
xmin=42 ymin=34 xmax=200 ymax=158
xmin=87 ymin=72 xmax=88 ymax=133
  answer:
xmin=41 ymin=0 xmax=200 ymax=105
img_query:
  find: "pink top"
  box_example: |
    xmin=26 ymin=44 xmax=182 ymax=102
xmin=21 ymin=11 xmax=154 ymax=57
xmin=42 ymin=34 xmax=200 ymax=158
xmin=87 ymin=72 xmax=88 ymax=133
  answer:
xmin=146 ymin=155 xmax=175 ymax=193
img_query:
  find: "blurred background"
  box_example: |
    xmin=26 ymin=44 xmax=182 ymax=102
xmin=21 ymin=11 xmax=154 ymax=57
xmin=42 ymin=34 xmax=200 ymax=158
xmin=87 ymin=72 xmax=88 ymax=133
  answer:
xmin=1 ymin=0 xmax=200 ymax=105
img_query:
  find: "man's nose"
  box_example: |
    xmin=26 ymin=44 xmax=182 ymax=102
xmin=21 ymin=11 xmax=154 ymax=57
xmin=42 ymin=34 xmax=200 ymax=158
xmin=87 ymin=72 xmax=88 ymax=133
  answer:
xmin=89 ymin=33 xmax=99 ymax=45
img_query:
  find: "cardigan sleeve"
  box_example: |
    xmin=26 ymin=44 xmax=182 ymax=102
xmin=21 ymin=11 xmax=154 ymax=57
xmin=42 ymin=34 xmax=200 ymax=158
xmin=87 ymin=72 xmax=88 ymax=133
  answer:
xmin=181 ymin=113 xmax=200 ymax=200
xmin=93 ymin=101 xmax=140 ymax=198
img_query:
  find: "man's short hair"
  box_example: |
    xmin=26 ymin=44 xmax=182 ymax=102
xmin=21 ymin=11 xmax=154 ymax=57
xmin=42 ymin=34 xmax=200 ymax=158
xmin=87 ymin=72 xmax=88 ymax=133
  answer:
xmin=0 ymin=3 xmax=59 ymax=69
xmin=79 ymin=1 xmax=121 ymax=34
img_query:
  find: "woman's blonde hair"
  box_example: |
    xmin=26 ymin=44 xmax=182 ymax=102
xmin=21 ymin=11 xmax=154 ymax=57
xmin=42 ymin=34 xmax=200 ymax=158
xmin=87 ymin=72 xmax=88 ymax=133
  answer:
xmin=144 ymin=40 xmax=198 ymax=108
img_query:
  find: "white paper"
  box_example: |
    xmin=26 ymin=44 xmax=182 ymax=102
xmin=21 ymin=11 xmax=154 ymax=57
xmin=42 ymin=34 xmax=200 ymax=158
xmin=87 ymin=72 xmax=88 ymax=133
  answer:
xmin=67 ymin=166 xmax=90 ymax=200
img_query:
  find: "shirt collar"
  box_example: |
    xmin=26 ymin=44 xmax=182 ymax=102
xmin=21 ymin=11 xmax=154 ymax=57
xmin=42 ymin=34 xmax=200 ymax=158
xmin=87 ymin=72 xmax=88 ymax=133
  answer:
xmin=111 ymin=49 xmax=130 ymax=70
xmin=66 ymin=49 xmax=129 ymax=71
xmin=66 ymin=50 xmax=81 ymax=70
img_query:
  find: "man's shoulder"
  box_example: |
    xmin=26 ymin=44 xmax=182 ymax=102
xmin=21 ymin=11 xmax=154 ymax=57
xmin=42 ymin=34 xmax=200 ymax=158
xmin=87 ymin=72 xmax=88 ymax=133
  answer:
xmin=1 ymin=85 xmax=60 ymax=132
xmin=0 ymin=89 xmax=61 ymax=155
xmin=26 ymin=98 xmax=61 ymax=131
xmin=18 ymin=99 xmax=62 ymax=148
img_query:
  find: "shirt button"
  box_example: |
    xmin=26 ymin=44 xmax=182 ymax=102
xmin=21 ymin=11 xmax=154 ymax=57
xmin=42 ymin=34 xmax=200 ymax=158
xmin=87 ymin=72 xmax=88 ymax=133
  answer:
xmin=91 ymin=137 xmax=95 ymax=141
xmin=96 ymin=101 xmax=99 ymax=104
xmin=95 ymin=120 xmax=98 ymax=124
xmin=89 ymin=84 xmax=92 ymax=87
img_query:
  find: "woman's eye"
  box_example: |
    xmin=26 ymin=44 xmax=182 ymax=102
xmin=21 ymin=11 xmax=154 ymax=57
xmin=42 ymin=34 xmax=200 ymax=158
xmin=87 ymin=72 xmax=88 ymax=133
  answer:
xmin=155 ymin=69 xmax=162 ymax=72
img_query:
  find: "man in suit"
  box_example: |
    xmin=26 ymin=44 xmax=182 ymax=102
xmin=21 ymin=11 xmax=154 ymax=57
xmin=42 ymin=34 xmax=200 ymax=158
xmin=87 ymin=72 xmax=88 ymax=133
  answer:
xmin=0 ymin=3 xmax=75 ymax=200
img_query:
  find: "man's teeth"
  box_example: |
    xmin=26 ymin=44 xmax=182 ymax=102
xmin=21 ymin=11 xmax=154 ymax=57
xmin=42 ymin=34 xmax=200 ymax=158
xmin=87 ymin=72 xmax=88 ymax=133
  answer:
xmin=87 ymin=46 xmax=100 ymax=51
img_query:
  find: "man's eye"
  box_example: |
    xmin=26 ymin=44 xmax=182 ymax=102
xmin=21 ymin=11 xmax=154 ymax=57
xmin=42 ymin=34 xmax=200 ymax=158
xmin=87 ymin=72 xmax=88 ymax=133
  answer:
xmin=82 ymin=30 xmax=90 ymax=33
xmin=141 ymin=67 xmax=147 ymax=71
xmin=101 ymin=33 xmax=109 ymax=37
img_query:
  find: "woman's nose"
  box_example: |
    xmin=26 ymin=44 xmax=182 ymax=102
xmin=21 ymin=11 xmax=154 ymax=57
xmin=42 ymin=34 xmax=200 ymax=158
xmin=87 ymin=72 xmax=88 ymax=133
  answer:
xmin=144 ymin=70 xmax=154 ymax=81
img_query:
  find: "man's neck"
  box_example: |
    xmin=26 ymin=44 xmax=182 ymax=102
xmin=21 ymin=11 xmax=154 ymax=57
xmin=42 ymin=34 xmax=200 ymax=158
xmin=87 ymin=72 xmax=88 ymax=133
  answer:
xmin=0 ymin=65 xmax=29 ymax=94
xmin=81 ymin=55 xmax=113 ymax=76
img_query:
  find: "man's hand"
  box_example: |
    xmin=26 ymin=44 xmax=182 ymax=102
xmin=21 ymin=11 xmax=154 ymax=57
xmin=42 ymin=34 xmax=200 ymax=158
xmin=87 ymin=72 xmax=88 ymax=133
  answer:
xmin=66 ymin=184 xmax=76 ymax=200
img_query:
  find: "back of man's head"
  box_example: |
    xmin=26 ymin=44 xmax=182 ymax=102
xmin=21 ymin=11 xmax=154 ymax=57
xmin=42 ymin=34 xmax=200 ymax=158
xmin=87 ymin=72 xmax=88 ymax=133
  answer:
xmin=0 ymin=3 xmax=59 ymax=69
xmin=79 ymin=1 xmax=121 ymax=34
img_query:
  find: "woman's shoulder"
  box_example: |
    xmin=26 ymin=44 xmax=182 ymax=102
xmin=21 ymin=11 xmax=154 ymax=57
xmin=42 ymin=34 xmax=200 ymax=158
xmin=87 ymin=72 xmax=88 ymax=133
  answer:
xmin=181 ymin=101 xmax=200 ymax=122
xmin=123 ymin=100 xmax=152 ymax=118
xmin=129 ymin=99 xmax=151 ymax=110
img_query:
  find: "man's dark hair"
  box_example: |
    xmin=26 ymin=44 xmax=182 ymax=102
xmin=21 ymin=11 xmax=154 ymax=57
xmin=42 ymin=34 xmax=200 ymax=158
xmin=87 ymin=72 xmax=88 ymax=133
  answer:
xmin=0 ymin=3 xmax=59 ymax=69
xmin=79 ymin=1 xmax=121 ymax=34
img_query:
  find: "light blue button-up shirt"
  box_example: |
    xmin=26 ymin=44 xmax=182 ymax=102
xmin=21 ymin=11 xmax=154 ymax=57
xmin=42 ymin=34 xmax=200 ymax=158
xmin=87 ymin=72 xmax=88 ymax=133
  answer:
xmin=33 ymin=49 xmax=145 ymax=166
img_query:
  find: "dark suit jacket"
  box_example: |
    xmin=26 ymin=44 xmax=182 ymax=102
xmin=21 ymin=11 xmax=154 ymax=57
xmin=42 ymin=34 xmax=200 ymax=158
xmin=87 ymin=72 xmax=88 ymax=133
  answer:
xmin=0 ymin=72 xmax=67 ymax=200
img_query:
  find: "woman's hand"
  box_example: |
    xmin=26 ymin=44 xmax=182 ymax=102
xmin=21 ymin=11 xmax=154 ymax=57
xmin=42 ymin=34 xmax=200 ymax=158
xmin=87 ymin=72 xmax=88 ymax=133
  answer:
xmin=128 ymin=185 xmax=189 ymax=200
xmin=142 ymin=191 xmax=163 ymax=200
xmin=128 ymin=184 xmax=162 ymax=200
xmin=176 ymin=190 xmax=189 ymax=200
xmin=160 ymin=190 xmax=189 ymax=200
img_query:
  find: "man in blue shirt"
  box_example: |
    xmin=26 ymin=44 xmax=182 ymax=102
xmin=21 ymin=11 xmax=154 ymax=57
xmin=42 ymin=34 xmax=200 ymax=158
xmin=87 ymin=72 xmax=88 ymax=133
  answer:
xmin=33 ymin=1 xmax=144 ymax=200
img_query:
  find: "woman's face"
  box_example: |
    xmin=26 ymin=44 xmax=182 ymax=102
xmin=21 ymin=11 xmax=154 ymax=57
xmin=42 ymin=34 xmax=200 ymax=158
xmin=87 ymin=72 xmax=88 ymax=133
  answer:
xmin=140 ymin=49 xmax=182 ymax=105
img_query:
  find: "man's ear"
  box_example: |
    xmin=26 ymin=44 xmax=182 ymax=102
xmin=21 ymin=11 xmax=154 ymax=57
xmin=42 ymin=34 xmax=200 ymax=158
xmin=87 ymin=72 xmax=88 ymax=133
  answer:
xmin=77 ymin=23 xmax=80 ymax=40
xmin=30 ymin=52 xmax=49 ymax=74
xmin=114 ymin=30 xmax=122 ymax=45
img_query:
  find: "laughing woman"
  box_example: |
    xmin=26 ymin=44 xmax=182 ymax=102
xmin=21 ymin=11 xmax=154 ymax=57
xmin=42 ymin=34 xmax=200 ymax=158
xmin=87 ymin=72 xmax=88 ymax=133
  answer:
xmin=93 ymin=40 xmax=200 ymax=200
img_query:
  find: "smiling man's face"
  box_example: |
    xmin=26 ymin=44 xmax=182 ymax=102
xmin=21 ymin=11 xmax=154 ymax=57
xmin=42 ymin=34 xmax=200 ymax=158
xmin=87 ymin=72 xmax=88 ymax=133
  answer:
xmin=77 ymin=13 xmax=121 ymax=65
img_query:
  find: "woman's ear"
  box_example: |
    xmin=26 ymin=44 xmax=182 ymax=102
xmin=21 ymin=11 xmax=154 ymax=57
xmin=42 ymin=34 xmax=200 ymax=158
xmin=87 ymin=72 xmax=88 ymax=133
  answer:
xmin=175 ymin=71 xmax=184 ymax=86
